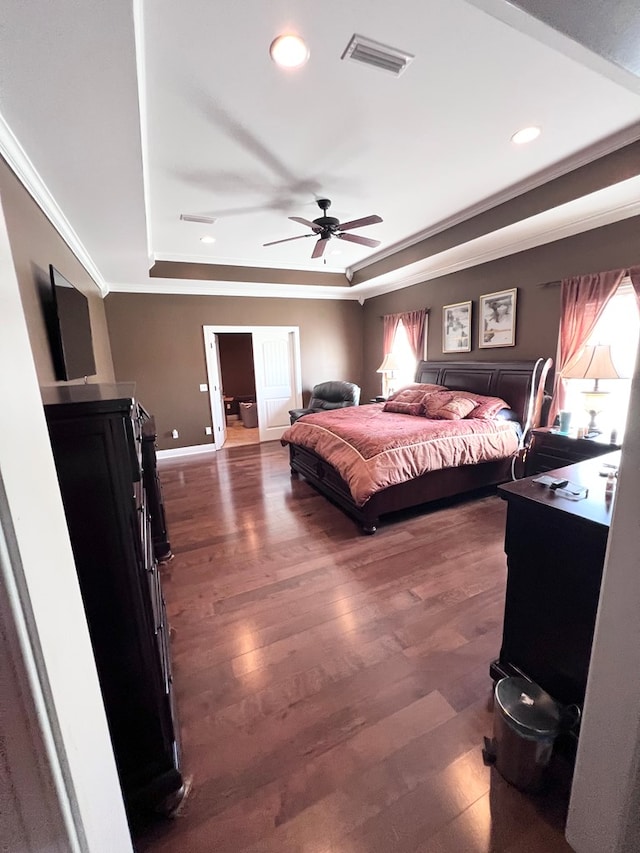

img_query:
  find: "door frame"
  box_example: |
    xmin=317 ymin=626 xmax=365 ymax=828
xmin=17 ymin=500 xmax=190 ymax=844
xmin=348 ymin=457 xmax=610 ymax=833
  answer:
xmin=203 ymin=325 xmax=303 ymax=446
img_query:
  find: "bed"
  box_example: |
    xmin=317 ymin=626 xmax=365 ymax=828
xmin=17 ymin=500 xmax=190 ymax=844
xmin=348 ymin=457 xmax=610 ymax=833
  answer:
xmin=281 ymin=359 xmax=552 ymax=533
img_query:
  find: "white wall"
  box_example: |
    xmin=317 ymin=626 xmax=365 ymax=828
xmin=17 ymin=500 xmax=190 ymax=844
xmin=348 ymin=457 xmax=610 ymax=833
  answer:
xmin=0 ymin=193 xmax=132 ymax=851
xmin=567 ymin=338 xmax=640 ymax=850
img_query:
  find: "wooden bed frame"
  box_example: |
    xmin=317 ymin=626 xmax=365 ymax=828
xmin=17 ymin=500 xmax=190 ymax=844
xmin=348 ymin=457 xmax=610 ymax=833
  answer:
xmin=287 ymin=359 xmax=552 ymax=533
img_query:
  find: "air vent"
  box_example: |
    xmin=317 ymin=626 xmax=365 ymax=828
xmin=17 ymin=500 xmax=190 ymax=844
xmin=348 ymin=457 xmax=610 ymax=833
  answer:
xmin=341 ymin=34 xmax=414 ymax=76
xmin=180 ymin=213 xmax=216 ymax=224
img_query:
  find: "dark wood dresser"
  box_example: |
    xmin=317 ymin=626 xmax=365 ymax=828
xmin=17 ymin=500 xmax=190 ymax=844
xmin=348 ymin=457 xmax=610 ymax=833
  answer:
xmin=525 ymin=426 xmax=621 ymax=475
xmin=42 ymin=383 xmax=183 ymax=817
xmin=492 ymin=452 xmax=619 ymax=747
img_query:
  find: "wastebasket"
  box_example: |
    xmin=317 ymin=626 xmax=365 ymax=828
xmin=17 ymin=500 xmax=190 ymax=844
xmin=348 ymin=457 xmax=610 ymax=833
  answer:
xmin=493 ymin=676 xmax=561 ymax=792
xmin=239 ymin=401 xmax=258 ymax=429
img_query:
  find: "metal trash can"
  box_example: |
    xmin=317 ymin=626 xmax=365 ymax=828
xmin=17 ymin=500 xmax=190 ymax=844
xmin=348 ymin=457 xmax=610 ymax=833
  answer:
xmin=493 ymin=676 xmax=561 ymax=792
xmin=239 ymin=401 xmax=258 ymax=428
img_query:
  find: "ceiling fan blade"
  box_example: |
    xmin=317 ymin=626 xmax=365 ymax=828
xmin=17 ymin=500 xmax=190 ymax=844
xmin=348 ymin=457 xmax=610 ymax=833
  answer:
xmin=263 ymin=234 xmax=313 ymax=247
xmin=338 ymin=232 xmax=381 ymax=248
xmin=289 ymin=216 xmax=321 ymax=231
xmin=336 ymin=214 xmax=382 ymax=231
xmin=311 ymin=238 xmax=329 ymax=259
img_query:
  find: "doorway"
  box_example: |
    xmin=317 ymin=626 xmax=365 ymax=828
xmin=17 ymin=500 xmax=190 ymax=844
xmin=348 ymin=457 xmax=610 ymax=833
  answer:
xmin=218 ymin=333 xmax=259 ymax=448
xmin=203 ymin=325 xmax=302 ymax=448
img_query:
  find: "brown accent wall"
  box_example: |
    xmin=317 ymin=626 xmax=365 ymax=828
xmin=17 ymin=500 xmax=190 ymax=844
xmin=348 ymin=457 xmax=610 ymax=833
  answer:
xmin=362 ymin=215 xmax=640 ymax=401
xmin=0 ymin=156 xmax=114 ymax=386
xmin=104 ymin=293 xmax=363 ymax=449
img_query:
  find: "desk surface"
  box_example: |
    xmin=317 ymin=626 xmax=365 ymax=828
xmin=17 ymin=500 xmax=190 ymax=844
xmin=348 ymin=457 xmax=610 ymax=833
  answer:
xmin=499 ymin=451 xmax=620 ymax=529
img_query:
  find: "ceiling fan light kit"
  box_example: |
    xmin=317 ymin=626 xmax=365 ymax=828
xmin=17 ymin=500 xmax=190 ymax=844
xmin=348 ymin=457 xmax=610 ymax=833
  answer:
xmin=263 ymin=198 xmax=383 ymax=259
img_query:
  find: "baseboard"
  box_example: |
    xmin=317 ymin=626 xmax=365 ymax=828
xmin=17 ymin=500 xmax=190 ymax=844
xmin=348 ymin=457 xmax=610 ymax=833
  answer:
xmin=156 ymin=443 xmax=217 ymax=460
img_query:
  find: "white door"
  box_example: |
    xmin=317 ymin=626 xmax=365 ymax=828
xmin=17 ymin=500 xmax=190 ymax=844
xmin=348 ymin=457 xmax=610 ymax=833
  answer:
xmin=203 ymin=331 xmax=227 ymax=449
xmin=252 ymin=328 xmax=301 ymax=442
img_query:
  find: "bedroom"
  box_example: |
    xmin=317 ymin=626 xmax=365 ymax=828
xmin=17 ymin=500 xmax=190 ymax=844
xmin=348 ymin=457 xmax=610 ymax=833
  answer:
xmin=1 ymin=1 xmax=640 ymax=852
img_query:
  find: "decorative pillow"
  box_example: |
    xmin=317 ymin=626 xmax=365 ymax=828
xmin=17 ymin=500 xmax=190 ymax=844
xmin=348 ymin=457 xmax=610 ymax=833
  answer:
xmin=386 ymin=382 xmax=447 ymax=402
xmin=471 ymin=396 xmax=511 ymax=419
xmin=383 ymin=400 xmax=424 ymax=416
xmin=424 ymin=389 xmax=510 ymax=419
xmin=423 ymin=391 xmax=477 ymax=420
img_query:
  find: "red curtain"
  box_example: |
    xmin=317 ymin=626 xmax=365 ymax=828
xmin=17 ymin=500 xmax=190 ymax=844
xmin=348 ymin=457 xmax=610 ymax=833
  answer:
xmin=548 ymin=269 xmax=625 ymax=425
xmin=399 ymin=310 xmax=427 ymax=360
xmin=382 ymin=313 xmax=401 ymax=360
xmin=630 ymin=266 xmax=640 ymax=311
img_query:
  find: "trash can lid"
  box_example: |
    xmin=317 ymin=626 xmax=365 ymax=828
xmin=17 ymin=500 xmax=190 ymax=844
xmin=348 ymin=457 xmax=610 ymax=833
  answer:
xmin=495 ymin=677 xmax=561 ymax=738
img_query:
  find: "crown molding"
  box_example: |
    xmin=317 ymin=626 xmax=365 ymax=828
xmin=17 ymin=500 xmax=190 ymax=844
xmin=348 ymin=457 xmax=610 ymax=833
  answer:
xmin=349 ymin=124 xmax=640 ymax=276
xmin=154 ymin=251 xmax=347 ymax=275
xmin=132 ymin=0 xmax=154 ymax=267
xmin=0 ymin=110 xmax=108 ymax=297
xmin=106 ymin=278 xmax=361 ymax=300
xmin=109 ymin=185 xmax=640 ymax=303
xmin=354 ymin=189 xmax=640 ymax=300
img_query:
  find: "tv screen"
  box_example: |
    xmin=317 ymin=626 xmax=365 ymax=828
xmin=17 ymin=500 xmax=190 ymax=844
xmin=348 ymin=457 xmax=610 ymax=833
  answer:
xmin=49 ymin=265 xmax=96 ymax=380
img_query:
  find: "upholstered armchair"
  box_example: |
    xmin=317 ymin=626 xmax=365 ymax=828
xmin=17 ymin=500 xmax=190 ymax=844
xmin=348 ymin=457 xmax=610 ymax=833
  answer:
xmin=289 ymin=380 xmax=361 ymax=424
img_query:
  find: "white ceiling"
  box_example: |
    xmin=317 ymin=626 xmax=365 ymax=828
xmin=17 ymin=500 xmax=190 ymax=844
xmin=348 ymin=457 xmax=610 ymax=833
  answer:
xmin=1 ymin=0 xmax=639 ymax=300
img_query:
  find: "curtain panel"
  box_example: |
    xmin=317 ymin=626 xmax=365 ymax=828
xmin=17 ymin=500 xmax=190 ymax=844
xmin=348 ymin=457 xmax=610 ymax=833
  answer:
xmin=548 ymin=269 xmax=625 ymax=426
xmin=382 ymin=314 xmax=401 ymax=359
xmin=398 ymin=310 xmax=427 ymax=360
xmin=630 ymin=267 xmax=640 ymax=310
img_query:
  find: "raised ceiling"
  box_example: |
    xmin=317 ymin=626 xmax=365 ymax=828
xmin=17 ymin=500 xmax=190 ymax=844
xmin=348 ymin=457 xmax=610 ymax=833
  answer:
xmin=0 ymin=0 xmax=639 ymax=301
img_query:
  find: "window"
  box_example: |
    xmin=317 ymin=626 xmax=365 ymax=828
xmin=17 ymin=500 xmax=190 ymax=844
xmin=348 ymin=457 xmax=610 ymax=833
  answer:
xmin=563 ymin=279 xmax=639 ymax=439
xmin=381 ymin=318 xmax=428 ymax=397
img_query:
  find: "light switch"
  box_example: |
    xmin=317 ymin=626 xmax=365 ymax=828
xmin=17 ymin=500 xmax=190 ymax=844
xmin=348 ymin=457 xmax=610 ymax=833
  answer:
xmin=199 ymin=383 xmax=208 ymax=392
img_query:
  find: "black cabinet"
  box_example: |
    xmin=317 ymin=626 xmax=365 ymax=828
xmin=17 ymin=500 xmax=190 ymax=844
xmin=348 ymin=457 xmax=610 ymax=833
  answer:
xmin=42 ymin=383 xmax=183 ymax=817
xmin=525 ymin=427 xmax=620 ymax=476
xmin=142 ymin=415 xmax=172 ymax=563
xmin=492 ymin=454 xmax=618 ymax=750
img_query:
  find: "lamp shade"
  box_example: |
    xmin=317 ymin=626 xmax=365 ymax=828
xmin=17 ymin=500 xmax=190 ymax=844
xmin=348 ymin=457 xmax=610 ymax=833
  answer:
xmin=562 ymin=344 xmax=621 ymax=380
xmin=376 ymin=352 xmax=401 ymax=373
xmin=376 ymin=352 xmax=402 ymax=373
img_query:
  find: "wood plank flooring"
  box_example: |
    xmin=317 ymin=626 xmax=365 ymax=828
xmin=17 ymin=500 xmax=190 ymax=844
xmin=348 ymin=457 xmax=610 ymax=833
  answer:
xmin=135 ymin=441 xmax=573 ymax=853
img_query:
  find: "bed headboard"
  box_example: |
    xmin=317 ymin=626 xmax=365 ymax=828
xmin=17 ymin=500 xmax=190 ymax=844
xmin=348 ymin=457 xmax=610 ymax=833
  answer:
xmin=414 ymin=359 xmax=553 ymax=428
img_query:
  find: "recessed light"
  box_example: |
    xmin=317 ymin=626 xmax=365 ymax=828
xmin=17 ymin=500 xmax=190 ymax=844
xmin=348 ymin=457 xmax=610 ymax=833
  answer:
xmin=270 ymin=34 xmax=310 ymax=69
xmin=511 ymin=126 xmax=541 ymax=145
xmin=200 ymin=235 xmax=216 ymax=244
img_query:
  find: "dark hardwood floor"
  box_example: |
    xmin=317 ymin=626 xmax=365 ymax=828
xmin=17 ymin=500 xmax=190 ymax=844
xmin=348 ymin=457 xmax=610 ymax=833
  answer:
xmin=136 ymin=441 xmax=574 ymax=853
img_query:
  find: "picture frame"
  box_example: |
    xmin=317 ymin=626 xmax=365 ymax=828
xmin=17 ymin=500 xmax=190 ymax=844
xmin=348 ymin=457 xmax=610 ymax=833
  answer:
xmin=442 ymin=301 xmax=472 ymax=353
xmin=479 ymin=288 xmax=517 ymax=348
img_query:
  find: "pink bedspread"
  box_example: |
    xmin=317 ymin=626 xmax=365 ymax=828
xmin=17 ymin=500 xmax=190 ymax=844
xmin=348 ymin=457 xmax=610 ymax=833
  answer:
xmin=281 ymin=404 xmax=519 ymax=507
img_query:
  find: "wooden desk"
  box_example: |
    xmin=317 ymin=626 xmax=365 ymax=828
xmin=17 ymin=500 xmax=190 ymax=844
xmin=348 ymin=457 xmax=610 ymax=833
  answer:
xmin=492 ymin=453 xmax=619 ymax=731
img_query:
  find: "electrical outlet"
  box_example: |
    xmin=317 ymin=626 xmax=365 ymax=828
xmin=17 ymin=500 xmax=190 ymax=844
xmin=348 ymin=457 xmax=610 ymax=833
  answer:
xmin=171 ymin=429 xmax=179 ymax=439
xmin=205 ymin=426 xmax=212 ymax=435
xmin=199 ymin=383 xmax=208 ymax=392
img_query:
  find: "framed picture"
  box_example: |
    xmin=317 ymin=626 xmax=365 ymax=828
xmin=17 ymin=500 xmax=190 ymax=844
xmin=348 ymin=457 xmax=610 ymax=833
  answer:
xmin=442 ymin=301 xmax=472 ymax=353
xmin=479 ymin=288 xmax=517 ymax=348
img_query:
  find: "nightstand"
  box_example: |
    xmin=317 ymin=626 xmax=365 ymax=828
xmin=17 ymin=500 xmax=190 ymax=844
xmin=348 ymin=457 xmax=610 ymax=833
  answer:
xmin=525 ymin=427 xmax=621 ymax=476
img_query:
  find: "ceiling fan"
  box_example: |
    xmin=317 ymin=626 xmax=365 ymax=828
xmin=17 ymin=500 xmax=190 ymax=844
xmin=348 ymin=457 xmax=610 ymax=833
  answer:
xmin=263 ymin=198 xmax=382 ymax=259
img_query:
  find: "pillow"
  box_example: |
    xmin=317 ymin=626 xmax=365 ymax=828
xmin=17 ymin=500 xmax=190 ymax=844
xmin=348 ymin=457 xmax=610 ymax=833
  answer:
xmin=423 ymin=391 xmax=477 ymax=420
xmin=386 ymin=382 xmax=447 ymax=402
xmin=426 ymin=389 xmax=510 ymax=420
xmin=383 ymin=400 xmax=424 ymax=416
xmin=472 ymin=396 xmax=510 ymax=419
xmin=495 ymin=407 xmax=520 ymax=423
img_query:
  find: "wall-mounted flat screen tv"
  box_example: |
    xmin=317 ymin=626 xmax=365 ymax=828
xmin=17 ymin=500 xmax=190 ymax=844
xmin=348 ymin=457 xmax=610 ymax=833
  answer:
xmin=49 ymin=265 xmax=96 ymax=380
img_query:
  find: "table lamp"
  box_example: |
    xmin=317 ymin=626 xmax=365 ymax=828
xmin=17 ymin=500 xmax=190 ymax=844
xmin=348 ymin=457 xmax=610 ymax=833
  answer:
xmin=376 ymin=352 xmax=402 ymax=397
xmin=561 ymin=344 xmax=621 ymax=435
